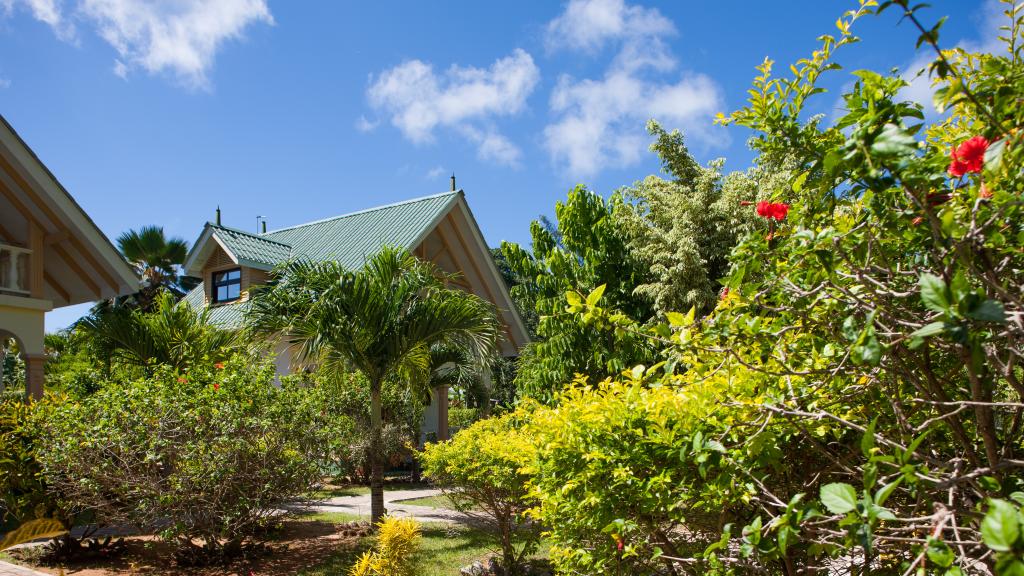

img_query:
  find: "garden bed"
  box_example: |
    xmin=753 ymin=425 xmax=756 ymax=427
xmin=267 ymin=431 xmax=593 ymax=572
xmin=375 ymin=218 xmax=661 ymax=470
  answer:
xmin=4 ymin=513 xmax=538 ymax=576
xmin=6 ymin=514 xmax=363 ymax=576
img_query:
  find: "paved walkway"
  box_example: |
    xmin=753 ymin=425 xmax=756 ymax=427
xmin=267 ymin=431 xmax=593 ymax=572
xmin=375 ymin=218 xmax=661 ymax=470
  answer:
xmin=303 ymin=487 xmax=475 ymax=525
xmin=0 ymin=560 xmax=49 ymax=576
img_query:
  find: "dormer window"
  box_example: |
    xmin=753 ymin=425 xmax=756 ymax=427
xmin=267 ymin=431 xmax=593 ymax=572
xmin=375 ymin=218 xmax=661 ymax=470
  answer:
xmin=212 ymin=268 xmax=241 ymax=304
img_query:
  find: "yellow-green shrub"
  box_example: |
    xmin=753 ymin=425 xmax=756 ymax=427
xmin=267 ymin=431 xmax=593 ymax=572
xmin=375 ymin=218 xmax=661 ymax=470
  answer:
xmin=349 ymin=516 xmax=421 ymax=576
xmin=419 ymin=413 xmax=539 ymax=572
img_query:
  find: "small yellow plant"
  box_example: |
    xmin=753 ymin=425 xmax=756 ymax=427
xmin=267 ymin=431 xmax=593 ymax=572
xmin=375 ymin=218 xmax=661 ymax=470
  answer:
xmin=349 ymin=516 xmax=421 ymax=576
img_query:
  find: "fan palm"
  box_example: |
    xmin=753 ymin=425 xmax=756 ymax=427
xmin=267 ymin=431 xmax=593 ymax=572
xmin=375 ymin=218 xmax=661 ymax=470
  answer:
xmin=116 ymin=226 xmax=194 ymax=307
xmin=246 ymin=246 xmax=499 ymax=523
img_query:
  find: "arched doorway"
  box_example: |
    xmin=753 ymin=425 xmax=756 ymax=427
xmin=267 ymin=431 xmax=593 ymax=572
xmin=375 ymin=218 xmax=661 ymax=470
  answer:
xmin=0 ymin=327 xmax=44 ymax=399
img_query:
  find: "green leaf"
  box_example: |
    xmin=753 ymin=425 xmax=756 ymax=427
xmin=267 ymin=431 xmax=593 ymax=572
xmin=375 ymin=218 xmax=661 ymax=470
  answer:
xmin=665 ymin=312 xmax=686 ymax=327
xmin=984 ymin=138 xmax=1006 ymax=173
xmin=586 ymin=284 xmax=607 ymax=307
xmin=981 ymin=499 xmax=1021 ymax=552
xmin=926 ymin=537 xmax=955 ymax=568
xmin=967 ymin=299 xmax=1006 ymax=323
xmin=871 ymin=123 xmax=917 ymax=156
xmin=874 ymin=478 xmax=902 ymax=507
xmin=919 ymin=274 xmax=950 ymax=313
xmin=820 ymin=483 xmax=858 ymax=515
xmin=910 ymin=321 xmax=947 ymax=339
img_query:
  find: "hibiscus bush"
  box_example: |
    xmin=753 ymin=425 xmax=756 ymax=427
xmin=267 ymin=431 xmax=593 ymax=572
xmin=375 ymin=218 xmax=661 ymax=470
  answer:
xmin=30 ymin=356 xmax=337 ymax=562
xmin=517 ymin=1 xmax=1024 ymax=574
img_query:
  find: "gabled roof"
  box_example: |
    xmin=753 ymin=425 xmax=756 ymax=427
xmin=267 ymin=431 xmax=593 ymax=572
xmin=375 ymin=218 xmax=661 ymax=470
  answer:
xmin=183 ymin=192 xmax=459 ymax=276
xmin=183 ymin=223 xmax=292 ymax=274
xmin=265 ymin=191 xmax=459 ymax=268
xmin=0 ymin=115 xmax=138 ymax=306
xmin=182 ymin=190 xmax=529 ymax=353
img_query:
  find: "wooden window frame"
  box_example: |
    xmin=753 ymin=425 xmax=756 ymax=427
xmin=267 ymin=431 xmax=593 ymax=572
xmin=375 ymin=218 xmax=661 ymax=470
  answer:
xmin=211 ymin=267 xmax=242 ymax=304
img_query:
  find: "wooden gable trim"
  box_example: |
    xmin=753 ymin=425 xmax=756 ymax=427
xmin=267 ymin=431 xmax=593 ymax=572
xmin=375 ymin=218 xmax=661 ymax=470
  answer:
xmin=43 ymin=270 xmax=70 ymax=303
xmin=0 ymin=158 xmax=121 ymax=294
xmin=0 ymin=136 xmax=132 ymax=294
xmin=52 ymin=243 xmax=101 ymax=299
xmin=442 ymin=212 xmax=516 ymax=346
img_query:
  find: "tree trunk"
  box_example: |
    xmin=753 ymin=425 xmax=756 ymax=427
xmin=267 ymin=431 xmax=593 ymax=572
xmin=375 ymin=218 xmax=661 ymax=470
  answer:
xmin=370 ymin=379 xmax=385 ymax=525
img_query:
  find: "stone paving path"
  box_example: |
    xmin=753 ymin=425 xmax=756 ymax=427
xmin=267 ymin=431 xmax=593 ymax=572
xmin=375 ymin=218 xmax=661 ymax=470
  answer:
xmin=0 ymin=560 xmax=49 ymax=576
xmin=302 ymin=487 xmax=475 ymax=525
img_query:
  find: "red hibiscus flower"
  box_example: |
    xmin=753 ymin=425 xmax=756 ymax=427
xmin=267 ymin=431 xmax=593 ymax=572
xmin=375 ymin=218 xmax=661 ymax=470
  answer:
xmin=756 ymin=201 xmax=790 ymax=221
xmin=213 ymin=383 xmax=220 ymax=391
xmin=948 ymin=136 xmax=989 ymax=177
xmin=214 ymin=362 xmax=225 ymax=370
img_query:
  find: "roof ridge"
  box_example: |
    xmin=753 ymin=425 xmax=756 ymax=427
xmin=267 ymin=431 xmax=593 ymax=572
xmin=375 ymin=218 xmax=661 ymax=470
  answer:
xmin=264 ymin=190 xmax=461 ymax=235
xmin=210 ymin=223 xmax=293 ymax=247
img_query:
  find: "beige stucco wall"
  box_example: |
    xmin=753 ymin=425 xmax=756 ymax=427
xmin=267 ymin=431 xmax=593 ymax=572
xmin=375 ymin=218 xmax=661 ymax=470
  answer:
xmin=0 ymin=294 xmax=51 ymax=355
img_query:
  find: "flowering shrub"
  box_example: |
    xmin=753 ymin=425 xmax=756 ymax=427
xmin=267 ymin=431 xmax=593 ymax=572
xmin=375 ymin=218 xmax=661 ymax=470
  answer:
xmin=30 ymin=356 xmax=338 ymax=561
xmin=517 ymin=1 xmax=1024 ymax=574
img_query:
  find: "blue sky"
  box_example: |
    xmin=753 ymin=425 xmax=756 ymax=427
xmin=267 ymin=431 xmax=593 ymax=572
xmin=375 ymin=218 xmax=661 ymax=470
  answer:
xmin=0 ymin=0 xmax=1001 ymax=331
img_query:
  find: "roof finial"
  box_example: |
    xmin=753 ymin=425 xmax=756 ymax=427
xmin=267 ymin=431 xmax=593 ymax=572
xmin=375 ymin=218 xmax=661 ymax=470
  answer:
xmin=450 ymin=173 xmax=456 ymax=192
xmin=216 ymin=206 xmax=221 ymax=226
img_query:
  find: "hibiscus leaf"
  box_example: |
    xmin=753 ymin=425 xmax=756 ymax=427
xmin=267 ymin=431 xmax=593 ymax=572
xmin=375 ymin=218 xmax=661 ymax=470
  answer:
xmin=919 ymin=273 xmax=950 ymax=314
xmin=872 ymin=124 xmax=917 ymax=157
xmin=820 ymin=483 xmax=858 ymax=515
xmin=967 ymin=299 xmax=1006 ymax=323
xmin=910 ymin=321 xmax=947 ymax=339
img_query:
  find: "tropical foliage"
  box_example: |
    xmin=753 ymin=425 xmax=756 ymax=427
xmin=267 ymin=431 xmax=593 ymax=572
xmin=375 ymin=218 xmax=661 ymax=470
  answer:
xmin=349 ymin=516 xmax=422 ymax=576
xmin=30 ymin=356 xmax=335 ymax=561
xmin=500 ymin=187 xmax=656 ymax=402
xmin=77 ymin=291 xmax=242 ymax=374
xmin=501 ymin=1 xmax=1024 ymax=574
xmin=420 ymin=413 xmax=540 ymax=573
xmin=247 ymin=246 xmax=499 ymax=523
xmin=115 ymin=225 xmax=195 ymax=304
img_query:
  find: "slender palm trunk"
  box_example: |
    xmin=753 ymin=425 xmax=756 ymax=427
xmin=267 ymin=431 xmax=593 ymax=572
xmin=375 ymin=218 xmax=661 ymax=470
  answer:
xmin=369 ymin=379 xmax=385 ymax=525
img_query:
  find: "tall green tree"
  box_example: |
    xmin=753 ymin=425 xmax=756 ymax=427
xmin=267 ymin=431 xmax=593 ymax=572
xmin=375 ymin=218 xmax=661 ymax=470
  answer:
xmin=615 ymin=121 xmax=772 ymax=316
xmin=114 ymin=226 xmax=195 ymax=309
xmin=246 ymin=247 xmax=499 ymax=523
xmin=500 ymin=187 xmax=656 ymax=403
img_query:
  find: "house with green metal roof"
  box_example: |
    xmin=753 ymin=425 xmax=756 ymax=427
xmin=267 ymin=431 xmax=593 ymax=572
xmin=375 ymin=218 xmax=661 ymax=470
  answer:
xmin=181 ymin=187 xmax=529 ymax=440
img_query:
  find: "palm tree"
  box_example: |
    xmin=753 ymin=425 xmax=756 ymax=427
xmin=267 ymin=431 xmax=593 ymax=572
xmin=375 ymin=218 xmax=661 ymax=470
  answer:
xmin=247 ymin=246 xmax=499 ymax=523
xmin=116 ymin=226 xmax=194 ymax=308
xmin=79 ymin=292 xmax=241 ymax=373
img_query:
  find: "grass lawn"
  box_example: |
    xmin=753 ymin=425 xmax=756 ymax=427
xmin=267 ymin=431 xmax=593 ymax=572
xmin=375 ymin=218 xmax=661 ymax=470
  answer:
xmin=308 ymin=484 xmax=370 ymax=500
xmin=308 ymin=481 xmax=433 ymax=501
xmin=299 ymin=522 xmax=496 ymax=576
xmin=393 ymin=493 xmax=457 ymax=509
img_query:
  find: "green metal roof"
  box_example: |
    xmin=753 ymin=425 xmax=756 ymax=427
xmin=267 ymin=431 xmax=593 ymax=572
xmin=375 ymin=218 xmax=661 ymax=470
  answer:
xmin=210 ymin=224 xmax=292 ymax=269
xmin=262 ymin=191 xmax=458 ymax=268
xmin=183 ymin=191 xmax=460 ymax=328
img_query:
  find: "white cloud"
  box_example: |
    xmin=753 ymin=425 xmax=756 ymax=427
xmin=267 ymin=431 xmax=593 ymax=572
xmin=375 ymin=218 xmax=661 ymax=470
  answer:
xmin=2 ymin=0 xmax=272 ymax=88
xmin=355 ymin=115 xmax=378 ymax=133
xmin=546 ymin=69 xmax=723 ymax=177
xmin=0 ymin=76 xmax=9 ymax=88
xmin=896 ymin=0 xmax=1003 ymax=116
xmin=367 ymin=48 xmax=539 ymax=166
xmin=425 ymin=165 xmax=445 ymax=180
xmin=543 ymin=0 xmax=725 ymax=177
xmin=1 ymin=0 xmax=75 ymax=39
xmin=545 ymin=0 xmax=674 ymax=53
